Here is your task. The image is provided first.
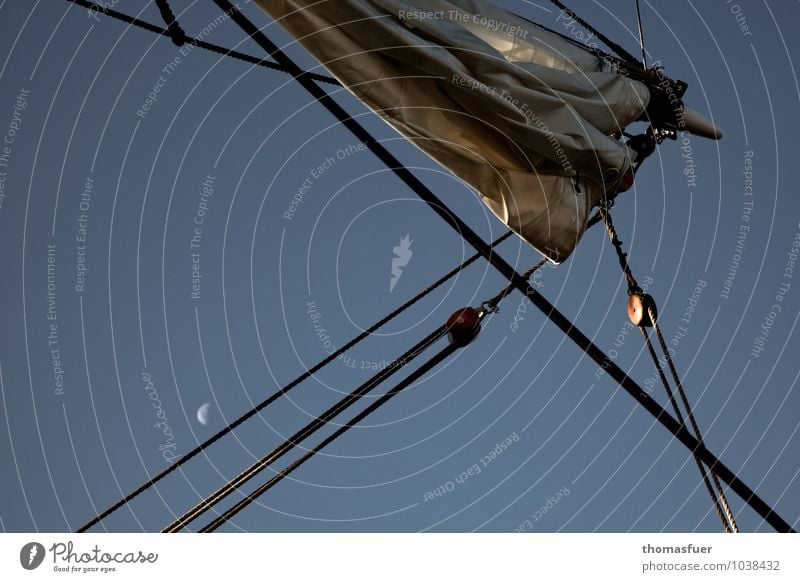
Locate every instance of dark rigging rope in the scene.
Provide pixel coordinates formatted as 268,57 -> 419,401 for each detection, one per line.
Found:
599,204 -> 642,295
483,258 -> 548,314
154,0 -> 187,46
546,0 -> 642,67
634,0 -> 648,68
637,324 -> 732,533
64,0 -> 340,85
647,302 -> 740,532
598,204 -> 739,533
526,1 -> 678,95
77,231 -> 512,532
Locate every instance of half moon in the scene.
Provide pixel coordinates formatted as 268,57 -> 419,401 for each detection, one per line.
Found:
196,402 -> 211,426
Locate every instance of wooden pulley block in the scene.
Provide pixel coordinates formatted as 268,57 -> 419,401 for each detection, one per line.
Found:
627,293 -> 657,327
446,307 -> 482,347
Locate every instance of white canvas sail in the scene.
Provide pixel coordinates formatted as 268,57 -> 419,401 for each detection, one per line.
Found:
256,0 -> 650,261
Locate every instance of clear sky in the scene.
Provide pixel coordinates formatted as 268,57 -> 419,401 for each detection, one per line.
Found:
0,0 -> 798,533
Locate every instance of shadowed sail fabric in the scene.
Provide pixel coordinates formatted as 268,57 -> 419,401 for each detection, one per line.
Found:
256,0 -> 649,261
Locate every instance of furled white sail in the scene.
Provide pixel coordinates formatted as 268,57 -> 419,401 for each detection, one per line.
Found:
255,0 -> 650,261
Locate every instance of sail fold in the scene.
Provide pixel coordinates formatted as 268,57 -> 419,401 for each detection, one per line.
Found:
256,0 -> 649,261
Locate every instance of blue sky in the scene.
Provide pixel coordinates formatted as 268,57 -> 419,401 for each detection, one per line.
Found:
0,0 -> 798,532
